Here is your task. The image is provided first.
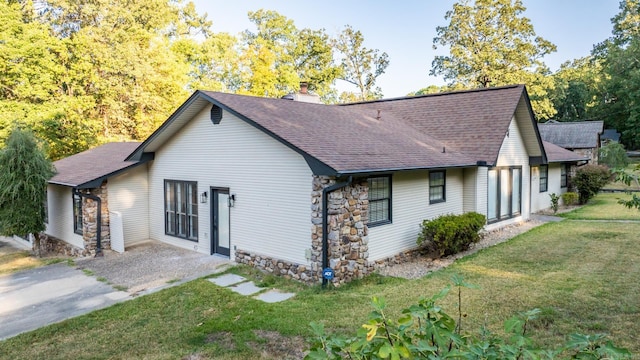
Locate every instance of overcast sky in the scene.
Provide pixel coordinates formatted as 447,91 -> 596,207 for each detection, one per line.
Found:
192,0 -> 621,98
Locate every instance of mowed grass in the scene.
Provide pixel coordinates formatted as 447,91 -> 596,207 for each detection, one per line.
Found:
2,203 -> 640,358
561,192 -> 640,220
2,221 -> 639,359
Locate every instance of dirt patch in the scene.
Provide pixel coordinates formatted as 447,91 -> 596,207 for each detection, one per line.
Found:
205,331 -> 236,350
249,330 -> 307,360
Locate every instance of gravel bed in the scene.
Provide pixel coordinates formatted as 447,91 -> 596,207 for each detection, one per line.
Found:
377,218 -> 549,279
75,240 -> 230,294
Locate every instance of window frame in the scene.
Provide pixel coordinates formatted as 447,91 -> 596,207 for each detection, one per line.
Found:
367,175 -> 392,227
72,191 -> 82,235
487,166 -> 522,224
429,170 -> 446,204
539,165 -> 548,193
560,164 -> 567,188
164,180 -> 198,241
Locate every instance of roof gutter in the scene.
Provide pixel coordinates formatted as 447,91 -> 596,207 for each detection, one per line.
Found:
73,189 -> 103,257
321,176 -> 353,288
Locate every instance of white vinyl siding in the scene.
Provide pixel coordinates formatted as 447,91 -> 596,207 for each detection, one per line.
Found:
531,163 -> 567,213
45,184 -> 84,248
368,169 -> 464,261
108,165 -> 149,246
487,117 -> 531,230
147,105 -> 312,264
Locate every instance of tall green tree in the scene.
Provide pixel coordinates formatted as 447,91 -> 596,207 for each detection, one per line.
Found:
334,25 -> 389,101
593,0 -> 640,149
431,0 -> 557,120
240,10 -> 340,100
0,128 -> 55,256
550,57 -> 605,122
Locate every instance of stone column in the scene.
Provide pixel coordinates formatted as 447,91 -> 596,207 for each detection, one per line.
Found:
311,176 -> 370,286
81,182 -> 110,254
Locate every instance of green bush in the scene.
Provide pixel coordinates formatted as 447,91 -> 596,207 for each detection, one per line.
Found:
417,212 -> 486,256
599,142 -> 629,169
561,192 -> 579,206
306,277 -> 631,359
549,193 -> 560,214
573,165 -> 611,204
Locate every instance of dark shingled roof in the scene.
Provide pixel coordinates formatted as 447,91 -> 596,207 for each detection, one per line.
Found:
543,141 -> 588,163
198,91 -> 478,173
342,85 -> 530,164
538,121 -> 604,149
49,142 -> 143,188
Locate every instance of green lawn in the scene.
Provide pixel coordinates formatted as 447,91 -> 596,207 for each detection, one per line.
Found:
561,192 -> 640,220
1,207 -> 640,358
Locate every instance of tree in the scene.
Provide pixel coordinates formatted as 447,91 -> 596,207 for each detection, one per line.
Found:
239,10 -> 341,100
0,128 -> 55,256
334,25 -> 389,101
595,0 -> 640,150
550,57 -> 605,122
431,0 -> 557,120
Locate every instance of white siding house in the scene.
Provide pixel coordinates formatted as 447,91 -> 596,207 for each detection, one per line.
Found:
146,105 -> 313,263
46,85 -> 582,285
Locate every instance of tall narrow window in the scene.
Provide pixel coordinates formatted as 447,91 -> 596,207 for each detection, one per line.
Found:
368,176 -> 391,226
539,165 -> 548,192
73,191 -> 82,234
165,180 -> 198,241
429,170 -> 446,204
561,164 -> 567,188
44,189 -> 48,224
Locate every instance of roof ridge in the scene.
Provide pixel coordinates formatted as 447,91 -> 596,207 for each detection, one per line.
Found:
340,84 -> 524,106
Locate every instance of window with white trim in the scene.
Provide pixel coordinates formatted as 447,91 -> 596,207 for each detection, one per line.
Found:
164,180 -> 198,241
561,164 -> 567,188
368,176 -> 391,226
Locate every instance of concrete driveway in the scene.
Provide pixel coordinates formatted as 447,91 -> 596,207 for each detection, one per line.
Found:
0,263 -> 130,340
0,238 -> 229,340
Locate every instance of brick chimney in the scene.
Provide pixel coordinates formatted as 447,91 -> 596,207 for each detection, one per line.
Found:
299,82 -> 309,94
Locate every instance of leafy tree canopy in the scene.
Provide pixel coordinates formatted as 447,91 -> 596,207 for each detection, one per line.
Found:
431,0 -> 557,120
334,25 -> 390,101
0,127 -> 55,241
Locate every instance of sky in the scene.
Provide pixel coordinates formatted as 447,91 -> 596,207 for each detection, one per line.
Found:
191,0 -> 621,98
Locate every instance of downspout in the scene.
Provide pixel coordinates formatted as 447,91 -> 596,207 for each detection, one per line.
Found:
321,176 -> 353,288
74,189 -> 103,257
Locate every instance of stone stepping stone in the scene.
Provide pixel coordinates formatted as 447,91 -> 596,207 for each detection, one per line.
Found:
208,274 -> 246,287
229,281 -> 263,296
254,289 -> 295,303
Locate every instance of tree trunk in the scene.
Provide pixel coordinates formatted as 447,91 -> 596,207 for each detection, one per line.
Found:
32,232 -> 42,258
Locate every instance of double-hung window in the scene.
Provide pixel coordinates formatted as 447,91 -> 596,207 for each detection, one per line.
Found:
368,176 -> 391,226
561,164 -> 567,188
165,180 -> 198,241
429,171 -> 446,204
539,165 -> 548,192
73,191 -> 82,234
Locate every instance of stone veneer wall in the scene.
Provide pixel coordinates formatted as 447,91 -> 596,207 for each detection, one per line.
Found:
235,175 -> 430,286
39,233 -> 90,257
79,182 -> 110,254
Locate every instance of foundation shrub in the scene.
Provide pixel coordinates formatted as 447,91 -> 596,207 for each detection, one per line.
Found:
416,212 -> 486,256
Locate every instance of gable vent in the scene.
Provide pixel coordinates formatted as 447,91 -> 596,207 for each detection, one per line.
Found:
210,105 -> 222,124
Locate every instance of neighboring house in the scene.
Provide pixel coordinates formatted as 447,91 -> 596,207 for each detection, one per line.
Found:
45,84 -> 582,285
538,120 -> 604,164
601,128 -> 621,146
